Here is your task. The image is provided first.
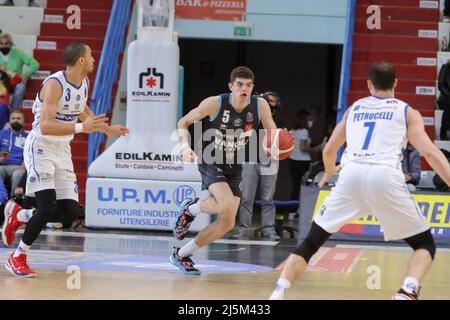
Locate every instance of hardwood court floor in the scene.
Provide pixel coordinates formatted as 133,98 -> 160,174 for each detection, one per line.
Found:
0,229 -> 448,300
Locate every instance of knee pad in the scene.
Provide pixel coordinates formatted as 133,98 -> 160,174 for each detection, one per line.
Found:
404,230 -> 436,260
34,189 -> 58,222
293,222 -> 331,263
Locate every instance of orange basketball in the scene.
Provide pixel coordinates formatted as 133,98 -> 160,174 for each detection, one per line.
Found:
263,129 -> 295,160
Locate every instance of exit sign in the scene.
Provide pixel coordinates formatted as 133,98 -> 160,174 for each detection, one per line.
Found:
234,22 -> 252,37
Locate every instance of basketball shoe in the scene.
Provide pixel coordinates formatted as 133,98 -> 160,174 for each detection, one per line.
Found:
2,200 -> 26,247
5,252 -> 37,278
169,247 -> 201,275
173,198 -> 198,240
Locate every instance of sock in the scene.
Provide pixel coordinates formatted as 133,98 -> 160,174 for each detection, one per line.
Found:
178,239 -> 200,257
402,276 -> 419,294
13,240 -> 30,257
187,201 -> 201,216
269,278 -> 292,300
17,209 -> 34,223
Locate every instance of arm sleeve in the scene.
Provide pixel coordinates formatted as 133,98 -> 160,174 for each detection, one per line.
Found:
19,50 -> 40,78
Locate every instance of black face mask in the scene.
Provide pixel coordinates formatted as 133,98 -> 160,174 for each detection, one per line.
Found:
10,122 -> 22,132
0,47 -> 11,55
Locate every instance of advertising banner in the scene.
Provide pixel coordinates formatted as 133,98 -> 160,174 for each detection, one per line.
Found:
175,0 -> 246,21
313,191 -> 450,237
86,178 -> 209,231
88,40 -> 201,181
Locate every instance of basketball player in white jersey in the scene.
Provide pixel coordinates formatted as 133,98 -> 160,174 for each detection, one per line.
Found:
269,62 -> 450,300
1,42 -> 128,277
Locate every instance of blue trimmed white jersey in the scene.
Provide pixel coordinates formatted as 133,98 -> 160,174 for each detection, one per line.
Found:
341,96 -> 409,169
30,70 -> 89,142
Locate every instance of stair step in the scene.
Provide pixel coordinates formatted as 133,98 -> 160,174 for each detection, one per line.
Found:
46,0 -> 112,10
356,5 -> 439,22
347,91 -> 436,110
73,156 -> 88,172
350,77 -> 436,95
37,36 -> 104,51
357,0 -> 439,8
26,79 -> 94,98
351,62 -> 436,80
33,49 -> 102,65
40,22 -> 107,37
71,140 -> 88,157
78,189 -> 85,205
353,33 -> 437,51
77,173 -> 87,191
353,49 -> 437,65
355,19 -> 438,37
44,8 -> 111,24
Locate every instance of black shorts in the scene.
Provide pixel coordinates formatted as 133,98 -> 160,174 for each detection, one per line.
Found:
198,164 -> 242,198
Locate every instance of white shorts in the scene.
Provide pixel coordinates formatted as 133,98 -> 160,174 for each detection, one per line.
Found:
24,134 -> 79,202
314,162 -> 429,241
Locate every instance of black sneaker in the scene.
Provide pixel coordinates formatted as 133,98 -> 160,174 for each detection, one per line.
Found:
173,198 -> 198,240
169,247 -> 201,275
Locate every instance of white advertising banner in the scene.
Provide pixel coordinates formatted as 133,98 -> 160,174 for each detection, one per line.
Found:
85,178 -> 209,231
88,39 -> 201,181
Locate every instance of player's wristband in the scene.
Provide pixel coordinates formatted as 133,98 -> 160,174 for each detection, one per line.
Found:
75,123 -> 84,134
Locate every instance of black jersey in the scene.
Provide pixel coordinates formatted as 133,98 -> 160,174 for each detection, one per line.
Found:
200,93 -> 260,167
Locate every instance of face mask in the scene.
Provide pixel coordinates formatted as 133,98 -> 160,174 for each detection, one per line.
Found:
308,120 -> 314,129
10,122 -> 22,131
0,47 -> 11,55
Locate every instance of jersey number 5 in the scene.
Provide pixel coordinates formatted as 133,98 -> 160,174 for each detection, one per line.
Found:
222,110 -> 230,123
362,121 -> 376,150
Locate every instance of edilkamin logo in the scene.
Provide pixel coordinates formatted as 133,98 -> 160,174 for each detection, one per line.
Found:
139,68 -> 164,89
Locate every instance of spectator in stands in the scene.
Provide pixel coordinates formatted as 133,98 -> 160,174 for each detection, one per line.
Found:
289,110 -> 324,200
434,149 -> 450,192
232,92 -> 286,241
444,0 -> 450,23
438,60 -> 450,140
0,33 -> 39,110
0,67 -> 22,129
402,144 -> 421,192
0,111 -> 27,196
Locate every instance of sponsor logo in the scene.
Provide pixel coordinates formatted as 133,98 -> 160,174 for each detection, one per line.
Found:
76,94 -> 81,101
244,123 -> 253,132
246,112 -> 253,122
139,68 -> 164,89
37,148 -> 44,155
115,152 -> 182,162
56,113 -> 80,122
29,177 -> 36,183
173,185 -> 196,206
233,117 -> 243,127
132,67 -> 171,99
98,187 -> 171,204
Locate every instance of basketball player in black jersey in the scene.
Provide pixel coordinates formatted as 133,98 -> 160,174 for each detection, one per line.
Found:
170,66 -> 279,274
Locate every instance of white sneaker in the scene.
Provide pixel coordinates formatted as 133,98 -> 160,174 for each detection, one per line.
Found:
269,289 -> 286,300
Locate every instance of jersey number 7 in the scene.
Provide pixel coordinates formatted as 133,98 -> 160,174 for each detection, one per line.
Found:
362,121 -> 376,150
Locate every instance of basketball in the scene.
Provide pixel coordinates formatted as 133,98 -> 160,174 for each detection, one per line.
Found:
263,129 -> 295,160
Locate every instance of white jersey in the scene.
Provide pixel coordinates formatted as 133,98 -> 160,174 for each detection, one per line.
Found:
341,96 -> 409,169
31,70 -> 88,142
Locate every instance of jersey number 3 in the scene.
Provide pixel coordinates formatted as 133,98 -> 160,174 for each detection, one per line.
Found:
362,121 -> 376,150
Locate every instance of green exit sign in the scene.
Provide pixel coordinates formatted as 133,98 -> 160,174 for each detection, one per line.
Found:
234,22 -> 252,37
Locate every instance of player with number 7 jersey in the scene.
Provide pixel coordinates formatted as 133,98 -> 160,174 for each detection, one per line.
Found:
270,62 -> 450,300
